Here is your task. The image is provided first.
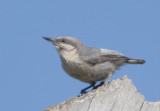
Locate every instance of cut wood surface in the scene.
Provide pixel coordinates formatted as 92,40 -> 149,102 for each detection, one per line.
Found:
44,76 -> 160,111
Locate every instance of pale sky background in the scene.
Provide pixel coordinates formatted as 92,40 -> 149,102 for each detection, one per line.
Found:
0,0 -> 160,111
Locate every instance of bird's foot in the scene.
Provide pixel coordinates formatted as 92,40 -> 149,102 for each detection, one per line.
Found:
78,90 -> 87,97
78,82 -> 96,96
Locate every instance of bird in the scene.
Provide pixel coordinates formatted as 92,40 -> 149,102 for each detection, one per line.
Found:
43,36 -> 145,95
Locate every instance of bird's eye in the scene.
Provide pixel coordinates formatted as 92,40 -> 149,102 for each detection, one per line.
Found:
61,39 -> 66,43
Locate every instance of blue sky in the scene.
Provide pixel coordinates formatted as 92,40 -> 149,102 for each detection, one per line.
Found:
0,0 -> 160,111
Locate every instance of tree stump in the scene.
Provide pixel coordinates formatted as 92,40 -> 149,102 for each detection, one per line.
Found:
44,76 -> 160,111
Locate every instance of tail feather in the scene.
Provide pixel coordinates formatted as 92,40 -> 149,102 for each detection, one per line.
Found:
126,59 -> 145,64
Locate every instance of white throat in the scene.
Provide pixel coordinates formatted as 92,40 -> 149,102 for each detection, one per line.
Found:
59,49 -> 79,63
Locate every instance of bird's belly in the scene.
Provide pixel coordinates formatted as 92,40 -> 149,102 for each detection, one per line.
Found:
62,61 -> 116,83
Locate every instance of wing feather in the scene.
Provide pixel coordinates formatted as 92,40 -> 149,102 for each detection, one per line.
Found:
79,47 -> 127,66
83,55 -> 128,66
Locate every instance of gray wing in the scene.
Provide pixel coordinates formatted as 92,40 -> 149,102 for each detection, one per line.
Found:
84,54 -> 129,66
79,47 -> 128,66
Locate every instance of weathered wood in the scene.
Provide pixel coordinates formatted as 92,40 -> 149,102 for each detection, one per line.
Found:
44,76 -> 160,111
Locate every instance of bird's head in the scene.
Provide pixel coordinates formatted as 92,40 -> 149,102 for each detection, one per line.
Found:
43,37 -> 84,55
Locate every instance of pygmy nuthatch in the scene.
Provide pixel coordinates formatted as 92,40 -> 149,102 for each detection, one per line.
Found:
43,37 -> 145,95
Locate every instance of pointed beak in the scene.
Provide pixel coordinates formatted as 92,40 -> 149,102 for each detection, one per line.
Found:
42,37 -> 57,45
